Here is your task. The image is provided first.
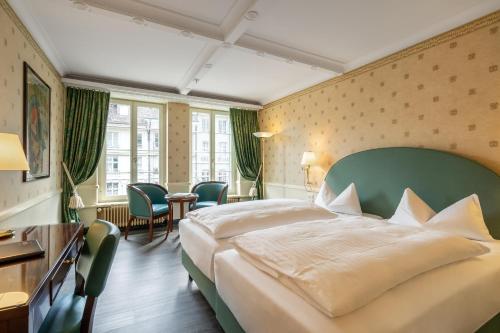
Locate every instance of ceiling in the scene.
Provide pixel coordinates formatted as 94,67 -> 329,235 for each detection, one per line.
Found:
8,0 -> 500,105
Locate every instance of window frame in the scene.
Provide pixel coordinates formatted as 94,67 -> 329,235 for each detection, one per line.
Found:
98,98 -> 166,202
189,108 -> 237,194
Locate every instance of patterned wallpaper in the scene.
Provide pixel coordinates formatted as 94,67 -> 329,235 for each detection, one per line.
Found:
167,102 -> 190,184
259,11 -> 500,188
0,1 -> 64,215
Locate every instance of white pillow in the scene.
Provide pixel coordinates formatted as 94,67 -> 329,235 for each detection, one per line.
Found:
425,194 -> 493,241
389,188 -> 436,226
315,181 -> 336,209
326,183 -> 362,216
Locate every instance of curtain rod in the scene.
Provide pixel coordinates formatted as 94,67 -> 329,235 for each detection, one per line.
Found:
61,78 -> 262,111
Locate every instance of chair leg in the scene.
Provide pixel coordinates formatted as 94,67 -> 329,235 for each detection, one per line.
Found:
165,217 -> 170,239
81,296 -> 98,333
148,217 -> 153,242
125,216 -> 133,240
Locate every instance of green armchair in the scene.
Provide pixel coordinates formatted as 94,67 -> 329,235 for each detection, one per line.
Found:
39,219 -> 120,333
191,181 -> 228,210
126,183 -> 169,242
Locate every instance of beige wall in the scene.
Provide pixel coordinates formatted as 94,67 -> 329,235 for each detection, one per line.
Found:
167,102 -> 190,192
0,1 -> 64,227
259,11 -> 500,195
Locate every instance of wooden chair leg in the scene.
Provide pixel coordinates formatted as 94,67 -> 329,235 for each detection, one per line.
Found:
125,216 -> 133,240
80,295 -> 97,333
165,216 -> 170,239
148,217 -> 154,242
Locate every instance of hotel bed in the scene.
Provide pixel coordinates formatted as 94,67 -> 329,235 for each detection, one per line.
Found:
179,197 -> 341,280
181,147 -> 500,332
215,242 -> 500,333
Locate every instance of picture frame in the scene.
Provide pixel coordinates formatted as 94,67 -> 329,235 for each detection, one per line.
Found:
23,62 -> 51,182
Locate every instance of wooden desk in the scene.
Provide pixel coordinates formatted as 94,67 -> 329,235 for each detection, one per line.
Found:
0,223 -> 83,333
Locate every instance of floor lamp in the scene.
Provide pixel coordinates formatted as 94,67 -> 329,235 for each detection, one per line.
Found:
252,131 -> 274,199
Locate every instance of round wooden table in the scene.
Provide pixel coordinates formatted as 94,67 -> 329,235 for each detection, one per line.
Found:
165,193 -> 199,238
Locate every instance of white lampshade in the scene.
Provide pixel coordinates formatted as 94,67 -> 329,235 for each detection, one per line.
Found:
0,133 -> 29,171
300,151 -> 316,166
253,131 -> 274,138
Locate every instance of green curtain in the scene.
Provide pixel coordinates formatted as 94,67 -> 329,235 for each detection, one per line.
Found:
63,87 -> 110,223
229,108 -> 262,199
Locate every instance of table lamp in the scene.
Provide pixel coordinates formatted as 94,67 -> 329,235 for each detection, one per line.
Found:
301,151 -> 316,191
0,133 -> 29,171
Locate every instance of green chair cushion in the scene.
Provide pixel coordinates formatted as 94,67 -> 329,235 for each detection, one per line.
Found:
38,294 -> 86,333
195,201 -> 218,209
152,204 -> 168,216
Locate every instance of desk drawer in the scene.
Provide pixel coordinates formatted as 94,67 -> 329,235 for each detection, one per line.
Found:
49,242 -> 78,305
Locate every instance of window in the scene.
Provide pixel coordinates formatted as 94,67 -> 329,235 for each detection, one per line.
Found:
202,141 -> 209,152
107,132 -> 119,148
137,133 -> 143,148
154,132 -> 159,149
106,156 -> 118,172
100,100 -> 165,200
106,182 -> 119,196
191,109 -> 235,192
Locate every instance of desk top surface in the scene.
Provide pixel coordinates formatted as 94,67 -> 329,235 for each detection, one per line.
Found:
0,224 -> 82,304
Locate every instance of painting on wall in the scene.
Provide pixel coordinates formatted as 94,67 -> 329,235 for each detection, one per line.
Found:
23,62 -> 51,182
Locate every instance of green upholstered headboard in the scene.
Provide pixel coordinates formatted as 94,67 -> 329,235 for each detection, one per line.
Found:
324,147 -> 500,239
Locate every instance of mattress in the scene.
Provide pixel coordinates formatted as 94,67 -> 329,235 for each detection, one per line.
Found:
179,219 -> 230,281
214,242 -> 500,333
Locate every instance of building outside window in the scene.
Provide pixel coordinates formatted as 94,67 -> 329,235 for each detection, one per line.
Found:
107,132 -> 119,148
191,109 -> 236,192
100,100 -> 165,200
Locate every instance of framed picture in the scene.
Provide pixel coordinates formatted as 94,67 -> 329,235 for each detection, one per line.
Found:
23,62 -> 51,182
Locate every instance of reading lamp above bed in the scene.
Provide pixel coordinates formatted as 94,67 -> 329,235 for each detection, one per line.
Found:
324,147 -> 500,239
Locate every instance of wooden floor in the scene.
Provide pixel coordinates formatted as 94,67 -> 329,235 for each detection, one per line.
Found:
63,227 -> 224,333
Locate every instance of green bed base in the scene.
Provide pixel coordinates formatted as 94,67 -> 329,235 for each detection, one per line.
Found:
182,147 -> 500,332
181,250 -> 244,333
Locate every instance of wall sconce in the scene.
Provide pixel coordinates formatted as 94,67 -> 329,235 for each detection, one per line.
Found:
301,151 -> 316,191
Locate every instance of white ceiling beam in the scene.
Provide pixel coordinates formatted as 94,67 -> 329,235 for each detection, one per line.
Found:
178,0 -> 260,95
236,34 -> 345,73
85,0 -> 222,41
220,0 -> 259,43
177,43 -> 221,95
82,0 -> 345,73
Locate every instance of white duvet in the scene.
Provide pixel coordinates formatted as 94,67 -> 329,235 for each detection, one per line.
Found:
186,199 -> 336,239
231,216 -> 489,318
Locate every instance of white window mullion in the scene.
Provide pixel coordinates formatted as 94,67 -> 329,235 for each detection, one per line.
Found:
130,102 -> 138,183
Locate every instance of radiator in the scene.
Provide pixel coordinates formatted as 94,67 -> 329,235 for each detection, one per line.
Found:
96,204 -> 166,229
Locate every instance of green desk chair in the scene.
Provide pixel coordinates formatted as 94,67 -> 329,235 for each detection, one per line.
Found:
191,181 -> 228,210
126,183 -> 169,242
39,219 -> 120,333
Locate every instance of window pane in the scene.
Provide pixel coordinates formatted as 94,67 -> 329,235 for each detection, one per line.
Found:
192,112 -> 211,185
214,114 -> 232,188
137,105 -> 160,184
105,103 -> 131,196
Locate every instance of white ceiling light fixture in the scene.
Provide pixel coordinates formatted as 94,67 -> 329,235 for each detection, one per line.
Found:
244,10 -> 259,21
180,30 -> 193,38
71,1 -> 88,10
132,17 -> 147,26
